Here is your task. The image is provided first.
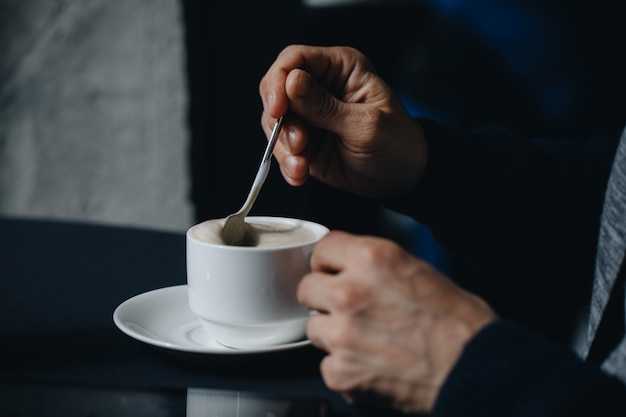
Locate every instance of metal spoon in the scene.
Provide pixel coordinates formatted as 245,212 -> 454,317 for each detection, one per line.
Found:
221,116 -> 284,246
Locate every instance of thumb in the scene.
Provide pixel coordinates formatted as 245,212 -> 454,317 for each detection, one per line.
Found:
285,69 -> 349,132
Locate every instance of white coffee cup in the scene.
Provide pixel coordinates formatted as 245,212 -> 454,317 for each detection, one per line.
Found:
186,216 -> 329,349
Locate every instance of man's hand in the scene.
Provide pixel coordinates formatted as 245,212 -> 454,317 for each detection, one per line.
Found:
298,231 -> 497,413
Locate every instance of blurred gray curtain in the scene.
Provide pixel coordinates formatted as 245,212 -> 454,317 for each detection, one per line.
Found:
0,0 -> 192,232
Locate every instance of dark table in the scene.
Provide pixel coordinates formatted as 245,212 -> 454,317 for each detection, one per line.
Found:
0,217 -> 387,416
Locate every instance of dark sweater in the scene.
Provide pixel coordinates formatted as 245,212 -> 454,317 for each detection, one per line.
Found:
385,119 -> 626,416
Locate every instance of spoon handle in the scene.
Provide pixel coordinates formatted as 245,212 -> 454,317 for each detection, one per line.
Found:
240,116 -> 284,215
262,116 -> 284,163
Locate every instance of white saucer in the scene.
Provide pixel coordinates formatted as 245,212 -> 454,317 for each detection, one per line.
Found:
113,285 -> 311,355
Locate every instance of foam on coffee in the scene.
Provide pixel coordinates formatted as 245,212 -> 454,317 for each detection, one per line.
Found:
190,217 -> 322,247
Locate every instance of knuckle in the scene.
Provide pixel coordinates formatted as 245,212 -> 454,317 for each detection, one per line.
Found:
348,237 -> 401,267
329,282 -> 365,311
325,316 -> 357,349
321,354 -> 356,392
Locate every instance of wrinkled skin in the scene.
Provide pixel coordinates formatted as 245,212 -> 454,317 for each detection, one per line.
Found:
259,45 -> 497,414
259,45 -> 427,199
298,231 -> 496,414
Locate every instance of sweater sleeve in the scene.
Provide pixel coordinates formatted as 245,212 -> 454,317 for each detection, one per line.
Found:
433,320 -> 626,417
382,120 -> 626,416
385,117 -> 616,259
383,118 -> 618,343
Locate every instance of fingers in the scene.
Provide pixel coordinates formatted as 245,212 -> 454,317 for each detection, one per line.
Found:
260,45 -> 359,154
297,270 -> 337,314
259,45 -> 341,116
297,232 -> 358,315
259,45 -> 325,119
264,115 -> 311,186
277,152 -> 309,186
309,230 -> 365,274
305,313 -> 333,352
297,231 -> 371,314
259,48 -> 298,119
262,67 -> 345,186
284,69 -> 347,133
259,51 -> 319,186
298,231 -> 347,312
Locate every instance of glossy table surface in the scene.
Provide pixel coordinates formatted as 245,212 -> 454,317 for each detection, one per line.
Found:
0,217 -> 391,416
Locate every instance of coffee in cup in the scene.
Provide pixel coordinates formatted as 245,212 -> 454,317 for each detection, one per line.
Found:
186,216 -> 329,348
